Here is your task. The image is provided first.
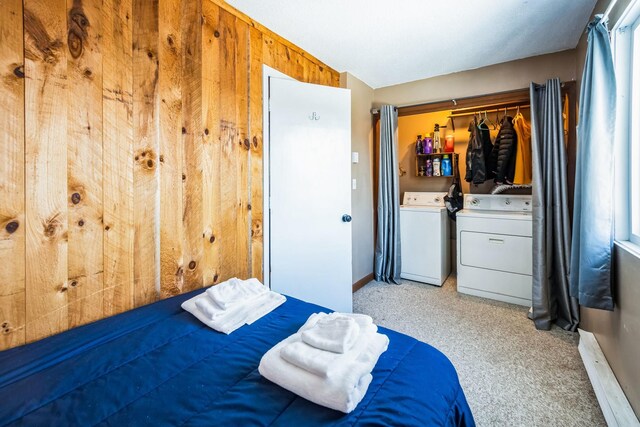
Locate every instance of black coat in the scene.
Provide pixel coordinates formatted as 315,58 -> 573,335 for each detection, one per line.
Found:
489,116 -> 518,184
465,118 -> 493,185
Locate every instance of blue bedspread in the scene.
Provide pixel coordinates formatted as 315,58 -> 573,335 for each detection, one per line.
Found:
0,290 -> 474,426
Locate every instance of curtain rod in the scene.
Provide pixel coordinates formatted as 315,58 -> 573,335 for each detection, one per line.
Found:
603,0 -> 619,22
370,107 -> 397,115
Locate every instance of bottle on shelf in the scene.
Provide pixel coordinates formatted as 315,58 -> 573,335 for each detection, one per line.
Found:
415,134 -> 423,155
433,156 -> 441,176
444,134 -> 455,153
441,154 -> 452,176
426,159 -> 433,177
433,124 -> 441,153
424,137 -> 433,154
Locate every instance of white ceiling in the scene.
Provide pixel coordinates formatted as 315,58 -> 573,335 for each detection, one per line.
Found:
226,0 -> 597,89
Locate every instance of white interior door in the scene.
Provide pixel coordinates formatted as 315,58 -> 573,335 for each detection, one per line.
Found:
269,77 -> 352,313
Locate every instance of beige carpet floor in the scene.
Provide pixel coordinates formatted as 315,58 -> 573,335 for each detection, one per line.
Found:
353,276 -> 605,427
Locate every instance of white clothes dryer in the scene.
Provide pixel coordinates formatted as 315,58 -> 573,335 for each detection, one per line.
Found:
456,194 -> 533,306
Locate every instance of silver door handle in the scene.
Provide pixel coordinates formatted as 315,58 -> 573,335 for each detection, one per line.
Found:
488,238 -> 504,244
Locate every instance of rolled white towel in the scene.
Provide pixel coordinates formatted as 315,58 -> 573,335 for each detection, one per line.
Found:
300,315 -> 361,354
258,314 -> 389,413
206,277 -> 268,310
182,290 -> 285,334
280,323 -> 380,378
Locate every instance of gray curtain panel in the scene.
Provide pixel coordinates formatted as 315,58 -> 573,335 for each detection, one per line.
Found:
530,79 -> 579,331
570,16 -> 616,311
374,105 -> 401,284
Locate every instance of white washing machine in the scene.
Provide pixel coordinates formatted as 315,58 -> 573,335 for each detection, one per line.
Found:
400,192 -> 450,286
456,194 -> 533,306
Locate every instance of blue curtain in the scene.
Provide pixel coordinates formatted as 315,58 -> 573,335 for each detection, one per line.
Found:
374,105 -> 401,284
570,16 -> 616,310
530,79 -> 579,331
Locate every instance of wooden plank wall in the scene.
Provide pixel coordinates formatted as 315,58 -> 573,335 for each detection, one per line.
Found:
0,0 -> 339,350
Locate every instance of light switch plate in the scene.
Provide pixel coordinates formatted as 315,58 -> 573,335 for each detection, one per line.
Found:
351,152 -> 359,163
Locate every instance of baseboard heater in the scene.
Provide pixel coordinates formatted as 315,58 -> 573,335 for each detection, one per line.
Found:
578,329 -> 639,426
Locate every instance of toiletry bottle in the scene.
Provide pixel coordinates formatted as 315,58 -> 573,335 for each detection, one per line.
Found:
416,134 -> 423,155
426,159 -> 433,177
444,134 -> 455,153
424,137 -> 433,154
433,156 -> 441,176
433,124 -> 441,153
441,154 -> 452,176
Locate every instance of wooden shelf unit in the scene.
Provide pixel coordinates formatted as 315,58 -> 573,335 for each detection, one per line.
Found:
415,152 -> 458,177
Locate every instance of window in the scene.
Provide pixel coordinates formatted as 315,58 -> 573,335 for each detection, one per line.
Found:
613,0 -> 640,246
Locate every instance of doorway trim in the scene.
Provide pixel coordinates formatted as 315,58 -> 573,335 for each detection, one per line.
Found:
262,65 -> 296,289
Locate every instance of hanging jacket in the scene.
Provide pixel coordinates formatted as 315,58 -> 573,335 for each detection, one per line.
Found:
479,121 -> 494,180
445,154 -> 463,220
464,118 -> 493,184
489,116 -> 518,184
512,113 -> 532,185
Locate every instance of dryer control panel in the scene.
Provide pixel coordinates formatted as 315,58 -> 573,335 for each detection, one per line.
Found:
463,194 -> 532,212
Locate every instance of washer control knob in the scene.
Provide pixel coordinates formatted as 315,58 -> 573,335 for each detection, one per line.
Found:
471,198 -> 479,206
505,199 -> 511,205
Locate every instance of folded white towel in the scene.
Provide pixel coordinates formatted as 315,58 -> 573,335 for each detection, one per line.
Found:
205,277 -> 268,310
182,290 -> 285,334
259,314 -> 389,413
300,314 -> 361,354
281,323 -> 380,378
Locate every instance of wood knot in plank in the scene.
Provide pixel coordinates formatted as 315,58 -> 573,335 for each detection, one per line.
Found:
70,280 -> 78,288
243,138 -> 251,150
204,128 -> 209,135
24,9 -> 64,64
83,68 -> 93,79
5,221 -> 19,234
13,65 -> 24,78
43,213 -> 63,238
78,219 -> 84,227
135,149 -> 157,171
188,260 -> 196,270
67,5 -> 90,59
252,136 -> 259,148
252,219 -> 262,237
71,192 -> 81,204
182,127 -> 187,135
214,30 -> 220,38
209,235 -> 215,243
213,273 -> 219,283
104,225 -> 110,231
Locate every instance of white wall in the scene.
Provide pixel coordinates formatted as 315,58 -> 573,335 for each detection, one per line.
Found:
341,72 -> 375,284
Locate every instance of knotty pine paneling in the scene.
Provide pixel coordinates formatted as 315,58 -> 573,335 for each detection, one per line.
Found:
0,0 -> 339,350
0,0 -> 26,348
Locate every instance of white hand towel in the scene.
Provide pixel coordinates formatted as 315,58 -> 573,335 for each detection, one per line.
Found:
280,323 -> 381,378
300,315 -> 361,354
182,290 -> 285,334
205,277 -> 268,310
258,314 -> 389,413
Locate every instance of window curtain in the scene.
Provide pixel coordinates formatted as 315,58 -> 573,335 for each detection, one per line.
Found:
570,16 -> 616,311
374,105 -> 401,284
530,79 -> 579,331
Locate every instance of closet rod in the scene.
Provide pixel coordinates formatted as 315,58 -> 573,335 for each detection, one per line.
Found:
448,104 -> 530,119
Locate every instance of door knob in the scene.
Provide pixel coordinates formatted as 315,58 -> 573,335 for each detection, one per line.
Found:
342,214 -> 352,223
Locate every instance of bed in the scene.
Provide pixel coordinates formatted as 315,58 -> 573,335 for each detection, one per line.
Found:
0,289 -> 474,426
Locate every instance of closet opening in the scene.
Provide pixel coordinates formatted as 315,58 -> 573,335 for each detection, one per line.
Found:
371,82 -> 578,229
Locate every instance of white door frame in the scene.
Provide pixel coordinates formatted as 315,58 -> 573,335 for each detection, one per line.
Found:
262,65 -> 296,289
